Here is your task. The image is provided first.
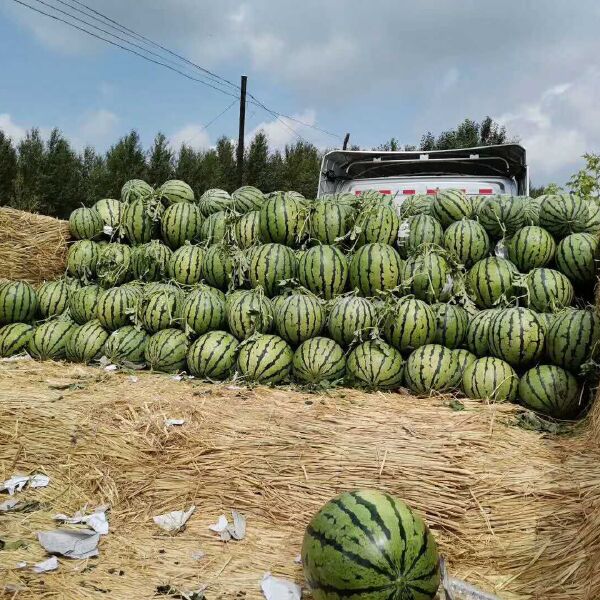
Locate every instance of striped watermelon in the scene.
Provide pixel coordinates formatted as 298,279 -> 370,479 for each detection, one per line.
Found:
137,288 -> 183,333
96,286 -> 138,331
231,186 -> 264,213
353,204 -> 400,247
69,285 -> 101,324
349,243 -> 403,297
131,240 -> 172,282
507,226 -> 556,271
399,194 -> 433,217
121,179 -> 153,203
259,192 -> 308,246
443,219 -> 490,267
401,249 -> 452,303
200,210 -> 228,245
122,196 -> 163,245
310,200 -> 354,245
181,286 -> 226,335
198,188 -> 232,216
477,195 -> 525,238
161,201 -> 203,249
69,207 -> 104,240
157,179 -> 194,204
168,244 -> 204,285
431,303 -> 468,349
37,280 -> 70,318
187,330 -> 238,379
302,489 -> 440,600
203,244 -> 236,291
575,200 -> 600,234
0,322 -> 34,357
522,196 -> 541,226
227,289 -> 273,340
327,296 -> 377,347
468,195 -> 487,216
383,297 -> 436,354
97,243 -> 132,289
466,257 -> 518,308
346,340 -> 404,390
329,192 -> 358,209
357,190 -> 393,205
431,189 -> 472,227
292,337 -> 346,385
398,215 -> 443,259
248,243 -> 297,297
464,309 -> 499,356
519,365 -> 581,418
404,344 -> 461,394
555,232 -> 598,285
233,210 -> 260,249
28,319 -> 76,360
93,198 -> 123,237
539,194 -> 587,237
462,357 -> 518,402
298,245 -> 348,300
454,348 -> 477,375
237,333 -> 293,383
273,292 -> 325,345
66,240 -> 100,280
487,308 -> 545,367
0,281 -> 37,325
65,319 -> 109,363
546,309 -> 600,372
535,312 -> 556,335
103,325 -> 148,366
526,268 -> 574,312
145,328 -> 189,373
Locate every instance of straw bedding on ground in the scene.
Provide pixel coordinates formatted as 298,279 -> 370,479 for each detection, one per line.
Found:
1,359 -> 599,599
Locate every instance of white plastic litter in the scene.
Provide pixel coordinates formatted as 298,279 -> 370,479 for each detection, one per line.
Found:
294,554 -> 302,564
209,510 -> 246,541
0,499 -> 19,512
104,364 -> 118,372
260,573 -> 301,600
54,507 -> 109,535
15,562 -> 27,569
32,556 -> 59,573
171,374 -> 183,382
1,474 -> 49,495
495,239 -> 508,259
103,225 -> 114,236
37,529 -> 99,559
165,418 -> 185,427
153,506 -> 195,533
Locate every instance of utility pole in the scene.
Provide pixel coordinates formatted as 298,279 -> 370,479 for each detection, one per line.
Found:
343,133 -> 350,150
237,75 -> 248,186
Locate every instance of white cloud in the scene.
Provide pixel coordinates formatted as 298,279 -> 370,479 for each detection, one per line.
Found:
0,114 -> 26,143
78,110 -> 119,144
170,124 -> 211,151
247,109 -> 325,150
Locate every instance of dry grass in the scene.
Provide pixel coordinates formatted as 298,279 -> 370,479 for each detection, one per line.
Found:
1,360 -> 599,599
0,208 -> 70,284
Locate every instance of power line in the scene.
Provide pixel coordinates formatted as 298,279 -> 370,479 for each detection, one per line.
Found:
184,99 -> 238,147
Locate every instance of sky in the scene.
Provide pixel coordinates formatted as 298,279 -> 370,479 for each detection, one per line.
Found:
2,0 -> 600,186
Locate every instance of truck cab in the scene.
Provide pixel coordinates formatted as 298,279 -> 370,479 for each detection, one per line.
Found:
317,144 -> 528,204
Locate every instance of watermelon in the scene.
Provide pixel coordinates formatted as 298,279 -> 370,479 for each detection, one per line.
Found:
199,210 -> 228,245
248,243 -> 297,297
399,194 -> 433,217
161,201 -> 203,249
476,195 -> 526,238
298,245 -> 348,300
526,268 -> 574,312
145,328 -> 189,373
292,337 -> 346,385
203,244 -> 236,291
310,200 -> 354,245
575,200 -> 600,234
404,344 -> 461,394
353,204 -> 400,247
466,257 -> 518,308
137,288 -> 183,333
69,207 -> 104,240
431,189 -> 472,227
302,489 -> 440,600
96,286 -> 138,331
507,226 -> 556,272
181,286 -> 226,335
454,348 -> 477,375
521,196 -> 541,226
539,194 -> 587,237
346,340 -> 404,390
464,309 -> 499,356
237,333 -> 293,383
231,186 -> 264,213
168,244 -> 205,285
519,365 -> 581,418
37,280 -> 69,318
103,325 -> 148,366
131,240 -> 172,282
0,281 -> 37,325
97,243 -> 132,288
233,210 -> 260,249
349,243 -> 403,297
546,309 -> 600,372
227,289 -> 273,340
66,240 -> 100,280
65,319 -> 109,363
93,198 -> 123,237
157,179 -> 194,204
431,303 -> 468,349
383,297 -> 436,354
0,322 -> 34,357
401,250 -> 452,303
259,192 -> 308,246
555,233 -> 598,285
398,215 -> 444,259
198,188 -> 232,216
187,330 -> 238,379
122,196 -> 163,245
273,292 -> 325,345
535,312 -> 556,335
327,296 -> 377,347
28,319 -> 76,360
121,179 -> 153,203
69,285 -> 101,324
462,357 -> 519,402
443,219 -> 490,267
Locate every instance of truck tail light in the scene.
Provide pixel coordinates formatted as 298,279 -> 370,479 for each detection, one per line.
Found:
479,188 -> 493,195
379,190 -> 391,195
427,189 -> 437,195
402,189 -> 416,195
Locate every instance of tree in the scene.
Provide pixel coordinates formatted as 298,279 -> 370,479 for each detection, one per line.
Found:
14,129 -> 46,212
568,153 -> 600,200
175,144 -> 201,197
376,137 -> 401,152
0,132 -> 17,206
245,131 -> 270,190
282,141 -> 321,198
80,146 -> 109,204
105,130 -> 147,198
214,137 -> 237,190
147,132 -> 174,186
197,149 -> 221,193
419,116 -> 511,150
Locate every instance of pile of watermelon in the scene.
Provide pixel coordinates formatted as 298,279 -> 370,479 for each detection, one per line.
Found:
1,180 -> 599,420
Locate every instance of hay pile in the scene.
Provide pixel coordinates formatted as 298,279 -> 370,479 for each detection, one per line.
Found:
1,360 -> 599,599
0,208 -> 70,284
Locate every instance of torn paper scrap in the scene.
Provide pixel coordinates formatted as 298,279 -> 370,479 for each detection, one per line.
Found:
0,499 -> 19,512
209,511 -> 246,541
165,418 -> 185,426
153,506 -> 195,533
15,561 -> 27,569
261,573 -> 301,600
32,556 -> 59,573
209,514 -> 228,534
1,474 -> 50,495
29,475 -> 50,489
37,529 -> 100,559
54,508 -> 109,535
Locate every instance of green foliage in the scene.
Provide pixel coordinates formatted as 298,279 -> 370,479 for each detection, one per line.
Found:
419,116 -> 511,150
0,132 -> 17,205
146,132 -> 174,186
568,153 -> 600,200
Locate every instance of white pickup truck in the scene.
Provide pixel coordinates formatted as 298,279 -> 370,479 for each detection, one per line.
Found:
317,144 -> 528,203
